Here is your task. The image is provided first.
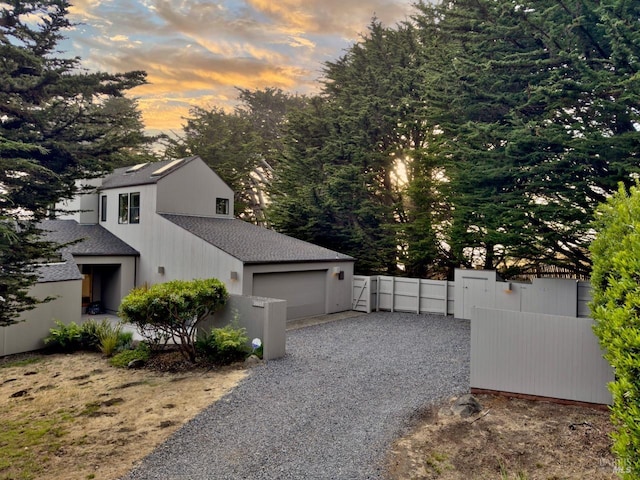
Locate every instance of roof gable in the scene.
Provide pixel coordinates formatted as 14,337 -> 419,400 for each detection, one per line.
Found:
160,214 -> 354,264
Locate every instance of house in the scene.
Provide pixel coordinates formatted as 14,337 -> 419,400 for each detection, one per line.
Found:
0,156 -> 354,356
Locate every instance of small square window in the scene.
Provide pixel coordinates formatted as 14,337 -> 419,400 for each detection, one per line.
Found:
216,198 -> 229,215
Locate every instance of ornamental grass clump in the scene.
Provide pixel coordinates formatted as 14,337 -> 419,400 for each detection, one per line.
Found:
118,278 -> 228,363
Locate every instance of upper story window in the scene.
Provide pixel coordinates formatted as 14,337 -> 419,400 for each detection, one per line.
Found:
118,192 -> 140,224
100,195 -> 107,222
216,198 -> 229,215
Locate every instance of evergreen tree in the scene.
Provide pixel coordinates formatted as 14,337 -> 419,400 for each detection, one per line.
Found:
0,0 -> 148,325
165,106 -> 262,221
270,96 -> 399,274
271,21 -> 443,275
413,0 -> 640,277
166,88 -> 306,225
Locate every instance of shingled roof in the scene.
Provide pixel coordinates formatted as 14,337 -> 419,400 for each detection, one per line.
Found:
36,250 -> 83,283
38,220 -> 139,256
161,214 -> 354,265
100,156 -> 198,190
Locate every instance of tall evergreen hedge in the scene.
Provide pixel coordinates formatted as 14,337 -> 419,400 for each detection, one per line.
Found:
591,183 -> 640,478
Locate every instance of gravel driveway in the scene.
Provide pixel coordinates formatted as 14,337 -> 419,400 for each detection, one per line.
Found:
124,312 -> 470,480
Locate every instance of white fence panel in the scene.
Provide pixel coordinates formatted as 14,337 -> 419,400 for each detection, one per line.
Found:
455,269 -> 594,320
420,280 -> 450,315
471,307 -> 613,405
352,275 -> 374,313
377,276 -> 395,311
353,275 -> 453,316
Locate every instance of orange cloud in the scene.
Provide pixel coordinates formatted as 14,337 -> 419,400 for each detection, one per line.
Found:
65,0 -> 413,134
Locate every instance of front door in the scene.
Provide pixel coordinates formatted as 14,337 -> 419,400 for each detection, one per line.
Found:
81,268 -> 92,308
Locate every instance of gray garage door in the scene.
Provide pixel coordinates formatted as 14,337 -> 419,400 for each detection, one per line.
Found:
252,270 -> 327,320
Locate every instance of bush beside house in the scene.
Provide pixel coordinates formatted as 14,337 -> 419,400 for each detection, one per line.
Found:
118,278 -> 228,363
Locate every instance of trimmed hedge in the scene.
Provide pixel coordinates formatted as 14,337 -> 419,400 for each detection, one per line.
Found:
118,278 -> 228,363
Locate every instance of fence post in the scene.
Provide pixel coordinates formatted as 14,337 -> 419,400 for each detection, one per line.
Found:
443,280 -> 448,316
376,276 -> 380,312
391,276 -> 395,312
416,278 -> 421,314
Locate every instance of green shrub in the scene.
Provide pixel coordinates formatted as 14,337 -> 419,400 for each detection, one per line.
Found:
196,324 -> 250,365
44,319 -> 128,355
590,182 -> 640,478
110,343 -> 151,368
117,331 -> 134,351
44,321 -> 82,352
119,278 -> 228,363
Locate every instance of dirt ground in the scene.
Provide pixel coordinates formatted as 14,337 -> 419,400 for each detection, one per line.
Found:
0,351 -> 246,480
387,393 -> 618,480
2,353 -> 620,480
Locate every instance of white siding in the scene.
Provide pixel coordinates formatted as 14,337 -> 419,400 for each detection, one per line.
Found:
100,183 -> 243,294
139,216 -> 244,294
156,158 -> 234,218
99,183 -> 156,237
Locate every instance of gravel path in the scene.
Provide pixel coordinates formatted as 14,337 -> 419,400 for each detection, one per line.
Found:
124,312 -> 470,480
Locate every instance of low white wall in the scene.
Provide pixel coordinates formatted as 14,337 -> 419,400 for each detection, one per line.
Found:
203,294 -> 286,361
471,307 -> 613,405
0,280 -> 82,356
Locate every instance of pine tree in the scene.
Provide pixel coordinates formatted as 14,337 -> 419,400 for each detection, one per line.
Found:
413,0 -> 640,277
271,21 -> 443,275
0,0 -> 148,325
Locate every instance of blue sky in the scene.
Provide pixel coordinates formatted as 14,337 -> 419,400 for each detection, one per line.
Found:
63,0 -> 416,134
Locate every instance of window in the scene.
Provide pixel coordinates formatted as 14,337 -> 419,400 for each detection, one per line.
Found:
216,198 -> 229,215
100,195 -> 107,222
118,192 -> 140,224
118,194 -> 128,224
129,192 -> 140,223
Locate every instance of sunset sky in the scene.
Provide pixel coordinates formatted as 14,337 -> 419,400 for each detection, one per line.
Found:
63,0 -> 417,135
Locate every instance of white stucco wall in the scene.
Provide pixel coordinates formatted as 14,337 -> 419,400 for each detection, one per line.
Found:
0,280 -> 82,356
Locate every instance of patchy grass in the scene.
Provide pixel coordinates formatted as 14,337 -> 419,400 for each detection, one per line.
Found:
0,356 -> 44,370
0,352 -> 246,480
